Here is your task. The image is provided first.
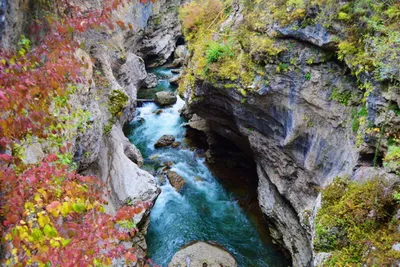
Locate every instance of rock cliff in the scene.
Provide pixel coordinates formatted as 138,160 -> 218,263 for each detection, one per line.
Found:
180,0 -> 400,266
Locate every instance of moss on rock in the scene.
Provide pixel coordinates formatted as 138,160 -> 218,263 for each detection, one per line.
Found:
315,177 -> 400,266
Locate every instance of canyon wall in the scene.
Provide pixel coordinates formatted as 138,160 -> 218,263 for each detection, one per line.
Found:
181,1 -> 400,266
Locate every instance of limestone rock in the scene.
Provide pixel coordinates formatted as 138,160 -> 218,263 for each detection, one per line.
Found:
143,73 -> 158,89
22,143 -> 44,165
136,0 -> 184,67
273,23 -> 338,49
168,241 -> 237,267
155,91 -> 177,106
174,45 -> 188,60
123,142 -> 144,167
169,75 -> 181,85
166,171 -> 186,191
86,126 -> 160,212
154,135 -> 176,148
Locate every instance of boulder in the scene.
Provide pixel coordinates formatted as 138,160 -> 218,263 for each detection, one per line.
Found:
174,45 -> 188,60
168,241 -> 237,267
154,135 -> 175,148
22,142 -> 44,165
143,73 -> 158,89
168,58 -> 184,68
153,109 -> 163,115
171,142 -> 181,148
169,75 -> 181,85
166,171 -> 186,191
155,91 -> 177,106
171,69 -> 181,74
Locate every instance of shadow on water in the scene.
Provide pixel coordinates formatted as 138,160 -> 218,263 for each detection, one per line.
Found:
124,67 -> 291,267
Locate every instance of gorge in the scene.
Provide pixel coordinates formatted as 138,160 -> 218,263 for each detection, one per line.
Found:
0,0 -> 399,267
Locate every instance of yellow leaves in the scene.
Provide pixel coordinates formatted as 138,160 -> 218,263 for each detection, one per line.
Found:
24,201 -> 35,211
61,201 -> 71,216
37,213 -> 50,228
46,201 -> 61,217
34,193 -> 42,203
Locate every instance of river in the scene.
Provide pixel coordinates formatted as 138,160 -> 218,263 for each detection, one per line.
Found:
124,67 -> 289,267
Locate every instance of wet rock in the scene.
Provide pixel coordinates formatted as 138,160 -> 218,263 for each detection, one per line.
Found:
168,241 -> 237,267
162,161 -> 174,169
171,69 -> 181,74
171,142 -> 181,148
155,91 -> 177,106
166,171 -> 186,191
153,109 -> 163,115
143,73 -> 158,88
154,135 -> 175,148
169,75 -> 181,85
179,104 -> 193,120
195,176 -> 205,182
157,174 -> 166,185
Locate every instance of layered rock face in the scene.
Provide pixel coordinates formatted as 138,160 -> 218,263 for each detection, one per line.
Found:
181,1 -> 400,266
135,0 -> 184,67
188,51 -> 358,266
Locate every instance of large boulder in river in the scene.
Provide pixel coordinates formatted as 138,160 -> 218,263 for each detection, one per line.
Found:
169,74 -> 181,86
166,171 -> 186,192
155,91 -> 177,106
154,135 -> 176,148
168,241 -> 237,267
143,73 -> 158,89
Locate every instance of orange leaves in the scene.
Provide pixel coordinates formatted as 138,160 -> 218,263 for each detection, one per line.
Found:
116,20 -> 127,31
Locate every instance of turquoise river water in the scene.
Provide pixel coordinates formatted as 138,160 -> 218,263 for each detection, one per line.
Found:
124,67 -> 290,267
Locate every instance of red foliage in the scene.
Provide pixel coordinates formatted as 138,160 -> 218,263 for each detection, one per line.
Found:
0,0 -> 157,265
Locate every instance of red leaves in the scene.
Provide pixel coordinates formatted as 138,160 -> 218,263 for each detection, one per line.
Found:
45,154 -> 58,162
0,154 -> 13,163
0,0 -> 159,265
115,205 -> 145,221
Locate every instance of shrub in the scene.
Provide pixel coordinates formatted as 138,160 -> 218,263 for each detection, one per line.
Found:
315,177 -> 400,266
179,0 -> 224,36
205,41 -> 234,65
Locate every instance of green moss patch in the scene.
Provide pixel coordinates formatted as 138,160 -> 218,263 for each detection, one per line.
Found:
315,177 -> 400,266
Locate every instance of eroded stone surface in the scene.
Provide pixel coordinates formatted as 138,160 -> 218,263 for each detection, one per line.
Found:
168,241 -> 237,267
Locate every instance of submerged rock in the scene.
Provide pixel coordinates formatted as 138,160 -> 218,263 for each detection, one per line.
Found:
155,91 -> 177,106
168,241 -> 237,267
153,109 -> 163,115
166,171 -> 186,191
154,135 -> 176,148
171,142 -> 181,148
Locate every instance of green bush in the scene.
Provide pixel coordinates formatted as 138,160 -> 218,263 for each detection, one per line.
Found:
315,177 -> 400,266
205,41 -> 234,65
